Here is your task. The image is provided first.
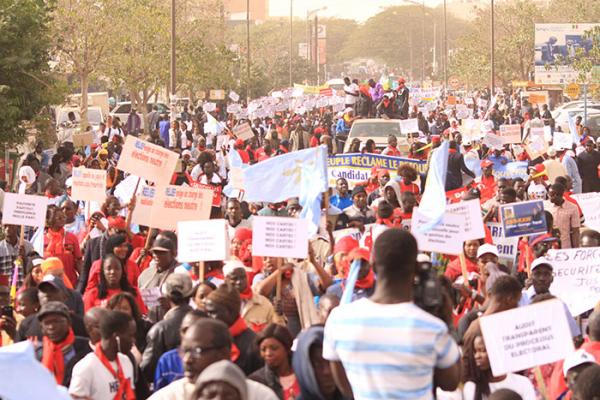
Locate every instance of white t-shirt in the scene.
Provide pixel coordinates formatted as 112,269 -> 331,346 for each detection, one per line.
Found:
323,299 -> 460,400
463,373 -> 536,400
527,183 -> 547,200
344,83 -> 359,105
69,352 -> 135,400
148,377 -> 278,400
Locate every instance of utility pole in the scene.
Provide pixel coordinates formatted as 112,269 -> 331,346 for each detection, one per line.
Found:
443,0 -> 448,89
490,0 -> 495,97
289,0 -> 293,87
315,14 -> 319,85
421,0 -> 426,83
246,0 -> 251,101
170,0 -> 176,122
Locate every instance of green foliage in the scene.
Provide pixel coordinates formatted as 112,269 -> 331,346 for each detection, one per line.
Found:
0,0 -> 63,145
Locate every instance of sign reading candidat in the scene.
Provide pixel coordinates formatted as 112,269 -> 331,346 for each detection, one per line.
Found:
572,193 -> 600,232
131,185 -> 155,228
487,223 -> 519,266
253,216 -> 308,259
399,118 -> 419,134
177,220 -> 229,263
499,124 -> 522,144
500,200 -> 547,238
546,247 -> 600,316
149,185 -> 212,230
71,167 -> 107,203
2,192 -> 48,227
117,136 -> 179,187
411,199 -> 486,255
480,299 -> 574,376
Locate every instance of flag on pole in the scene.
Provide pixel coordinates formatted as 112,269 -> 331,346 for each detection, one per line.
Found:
340,259 -> 361,305
417,140 -> 450,233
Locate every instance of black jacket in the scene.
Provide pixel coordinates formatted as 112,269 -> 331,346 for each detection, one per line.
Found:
140,304 -> 192,382
35,336 -> 91,387
233,328 -> 263,376
249,365 -> 284,399
446,151 -> 475,191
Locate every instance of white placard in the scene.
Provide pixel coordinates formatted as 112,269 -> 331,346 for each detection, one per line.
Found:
233,123 -> 254,141
399,118 -> 419,133
131,185 -> 156,228
229,91 -> 240,102
499,124 -> 522,144
483,133 -> 504,149
177,220 -> 229,263
117,136 -> 179,186
71,167 -> 107,203
547,247 -> 600,316
227,103 -> 242,114
411,199 -> 485,255
252,216 -> 308,258
553,131 -> 573,150
2,192 -> 48,228
204,102 -> 216,112
573,193 -> 600,232
487,223 -> 519,265
480,299 -> 574,376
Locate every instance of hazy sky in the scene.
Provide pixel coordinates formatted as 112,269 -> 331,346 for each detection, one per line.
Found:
269,0 -> 441,22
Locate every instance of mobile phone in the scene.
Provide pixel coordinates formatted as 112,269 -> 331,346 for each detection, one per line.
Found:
1,305 -> 13,318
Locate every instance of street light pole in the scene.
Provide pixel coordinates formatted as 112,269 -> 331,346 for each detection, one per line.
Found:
246,0 -> 251,101
490,0 -> 495,97
170,0 -> 176,122
443,0 -> 448,89
289,0 -> 293,87
421,0 -> 426,83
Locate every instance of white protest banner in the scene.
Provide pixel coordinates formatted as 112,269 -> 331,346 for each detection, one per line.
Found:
499,124 -> 522,144
526,128 -> 548,159
480,299 -> 574,376
117,136 -> 179,186
253,216 -> 308,259
204,102 -> 216,112
399,118 -> 419,133
131,185 -> 156,227
487,223 -> 519,266
483,133 -> 504,150
456,104 -> 471,120
71,167 -> 107,203
2,193 -> 47,227
572,193 -> 600,232
546,247 -> 600,316
228,91 -> 240,102
177,220 -> 229,263
149,185 -> 212,230
411,199 -> 485,255
233,123 -> 254,141
553,131 -> 573,150
226,103 -> 242,114
461,119 -> 482,141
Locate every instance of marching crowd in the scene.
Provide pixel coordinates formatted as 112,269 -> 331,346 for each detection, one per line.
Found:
2,76 -> 600,400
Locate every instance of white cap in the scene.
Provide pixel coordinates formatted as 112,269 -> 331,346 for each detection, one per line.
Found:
476,243 -> 499,259
563,349 -> 597,377
19,166 -> 36,185
530,257 -> 553,272
547,146 -> 557,157
182,150 -> 192,158
417,254 -> 431,263
65,177 -> 73,188
222,260 -> 246,277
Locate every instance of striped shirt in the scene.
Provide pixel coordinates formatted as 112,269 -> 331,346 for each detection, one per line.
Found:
323,299 -> 459,400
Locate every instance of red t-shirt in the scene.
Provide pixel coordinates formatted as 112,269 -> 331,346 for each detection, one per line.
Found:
87,258 -> 141,290
444,256 -> 479,282
44,231 -> 82,286
83,287 -> 147,314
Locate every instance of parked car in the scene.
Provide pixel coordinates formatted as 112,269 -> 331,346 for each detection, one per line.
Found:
343,119 -> 410,154
554,107 -> 600,133
55,106 -> 104,143
110,101 -> 170,129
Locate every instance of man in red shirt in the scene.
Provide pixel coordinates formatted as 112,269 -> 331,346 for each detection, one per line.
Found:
381,135 -> 401,157
475,159 -> 497,204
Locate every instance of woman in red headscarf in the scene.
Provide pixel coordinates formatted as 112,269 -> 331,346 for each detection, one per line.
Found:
325,247 -> 375,303
44,206 -> 82,286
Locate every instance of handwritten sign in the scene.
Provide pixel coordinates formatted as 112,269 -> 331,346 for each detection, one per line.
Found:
252,216 -> 308,258
499,125 -> 522,145
547,247 -> 600,316
71,167 -> 107,202
480,299 -> 574,376
411,199 -> 486,255
487,223 -> 519,266
2,193 -> 47,227
190,182 -> 222,207
572,193 -> 600,232
483,133 -> 504,150
553,131 -> 573,150
399,118 -> 419,133
233,123 -> 254,141
229,91 -> 240,102
500,200 -> 547,238
150,185 -> 212,230
131,185 -> 156,228
177,220 -> 229,263
117,136 -> 179,186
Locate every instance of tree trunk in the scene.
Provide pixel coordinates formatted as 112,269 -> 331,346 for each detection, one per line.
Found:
80,72 -> 89,131
140,89 -> 150,136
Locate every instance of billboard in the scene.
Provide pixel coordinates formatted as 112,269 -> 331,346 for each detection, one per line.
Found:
534,23 -> 598,84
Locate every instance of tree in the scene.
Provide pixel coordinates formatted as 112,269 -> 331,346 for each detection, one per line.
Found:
51,0 -> 116,127
0,0 -> 64,145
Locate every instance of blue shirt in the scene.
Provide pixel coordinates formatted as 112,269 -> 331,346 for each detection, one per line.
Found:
154,348 -> 184,390
336,119 -> 350,135
487,154 -> 509,170
519,286 -> 581,337
330,194 -> 353,211
159,120 -> 171,147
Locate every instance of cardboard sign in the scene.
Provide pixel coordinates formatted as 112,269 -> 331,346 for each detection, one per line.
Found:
233,123 -> 254,141
177,220 -> 229,263
399,118 -> 419,133
411,199 -> 486,255
528,91 -> 549,105
499,125 -> 522,144
226,103 -> 241,114
190,182 -> 222,207
131,185 -> 156,228
2,192 -> 47,227
480,299 -> 574,376
117,136 -> 179,186
229,91 -> 240,102
487,223 -> 519,266
71,167 -> 107,203
72,132 -> 94,147
572,193 -> 600,232
447,95 -> 456,105
483,133 -> 504,150
210,89 -> 225,100
500,200 -> 547,238
252,216 -> 308,259
149,185 -> 212,230
547,247 -> 600,316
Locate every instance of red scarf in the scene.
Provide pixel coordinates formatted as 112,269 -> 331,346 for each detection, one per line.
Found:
355,269 -> 375,289
42,329 -> 75,384
229,317 -> 248,362
239,286 -> 253,301
45,228 -> 65,257
94,344 -> 135,400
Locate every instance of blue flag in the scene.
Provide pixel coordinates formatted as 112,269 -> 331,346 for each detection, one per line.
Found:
340,259 -> 362,304
417,140 -> 449,233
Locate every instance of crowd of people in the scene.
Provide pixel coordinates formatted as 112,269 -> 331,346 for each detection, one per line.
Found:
1,76 -> 600,400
